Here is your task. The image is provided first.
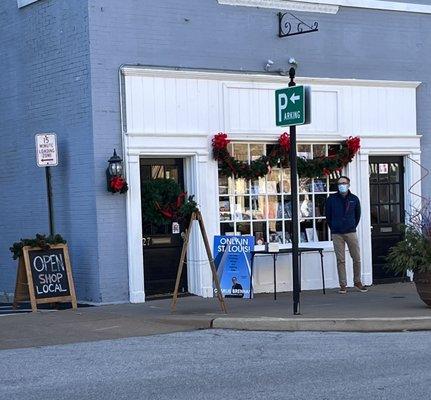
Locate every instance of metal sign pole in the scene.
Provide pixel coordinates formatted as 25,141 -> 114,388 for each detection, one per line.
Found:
288,67 -> 301,315
45,166 -> 54,236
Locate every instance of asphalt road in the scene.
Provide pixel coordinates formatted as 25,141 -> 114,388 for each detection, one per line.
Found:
1,330 -> 430,400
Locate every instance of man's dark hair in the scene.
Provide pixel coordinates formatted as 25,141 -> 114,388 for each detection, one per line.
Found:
338,176 -> 350,183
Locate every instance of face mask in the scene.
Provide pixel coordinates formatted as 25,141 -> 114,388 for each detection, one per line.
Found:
338,184 -> 349,194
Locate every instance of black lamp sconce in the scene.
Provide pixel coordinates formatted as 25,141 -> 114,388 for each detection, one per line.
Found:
106,149 -> 128,194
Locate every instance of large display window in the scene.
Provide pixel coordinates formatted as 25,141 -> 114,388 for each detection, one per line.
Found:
218,142 -> 342,245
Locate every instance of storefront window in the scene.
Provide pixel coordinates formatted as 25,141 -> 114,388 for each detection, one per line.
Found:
218,143 -> 341,245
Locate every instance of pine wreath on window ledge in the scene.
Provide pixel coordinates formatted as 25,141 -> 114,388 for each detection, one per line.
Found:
212,132 -> 360,179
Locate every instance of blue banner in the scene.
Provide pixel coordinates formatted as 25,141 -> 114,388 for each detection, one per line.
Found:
213,235 -> 254,299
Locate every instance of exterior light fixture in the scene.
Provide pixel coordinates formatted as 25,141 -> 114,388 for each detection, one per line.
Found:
106,149 -> 128,194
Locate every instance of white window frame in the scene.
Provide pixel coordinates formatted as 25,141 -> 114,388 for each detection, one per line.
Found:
218,141 -> 342,246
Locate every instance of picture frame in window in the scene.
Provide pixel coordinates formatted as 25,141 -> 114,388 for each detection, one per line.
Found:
267,181 -> 277,195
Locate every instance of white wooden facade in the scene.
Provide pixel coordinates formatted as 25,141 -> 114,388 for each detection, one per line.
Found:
121,67 -> 421,303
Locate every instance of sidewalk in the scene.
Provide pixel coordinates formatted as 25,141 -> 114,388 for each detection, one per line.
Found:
1,282 -> 430,350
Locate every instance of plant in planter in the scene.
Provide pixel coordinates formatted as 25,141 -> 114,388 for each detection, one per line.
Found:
386,205 -> 431,307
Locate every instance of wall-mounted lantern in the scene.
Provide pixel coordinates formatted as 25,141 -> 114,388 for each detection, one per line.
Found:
106,149 -> 128,194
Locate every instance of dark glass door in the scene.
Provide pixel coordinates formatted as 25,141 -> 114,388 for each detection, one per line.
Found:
369,156 -> 406,283
140,158 -> 188,297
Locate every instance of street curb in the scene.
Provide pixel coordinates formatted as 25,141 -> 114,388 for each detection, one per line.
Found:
211,316 -> 431,332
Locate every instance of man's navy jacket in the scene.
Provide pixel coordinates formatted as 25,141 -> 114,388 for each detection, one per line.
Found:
325,191 -> 361,234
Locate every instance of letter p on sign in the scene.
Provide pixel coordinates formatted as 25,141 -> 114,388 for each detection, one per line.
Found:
277,93 -> 288,123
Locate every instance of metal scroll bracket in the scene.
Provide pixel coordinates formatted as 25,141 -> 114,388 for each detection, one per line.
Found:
278,12 -> 319,38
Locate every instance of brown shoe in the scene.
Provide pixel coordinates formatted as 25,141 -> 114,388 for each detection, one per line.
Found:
339,285 -> 347,294
354,282 -> 368,293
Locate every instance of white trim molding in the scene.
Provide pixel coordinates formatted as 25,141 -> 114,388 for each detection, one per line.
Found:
217,0 -> 339,13
218,0 -> 431,14
17,0 -> 39,8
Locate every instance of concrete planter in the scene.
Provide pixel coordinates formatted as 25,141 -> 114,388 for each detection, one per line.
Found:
414,271 -> 431,307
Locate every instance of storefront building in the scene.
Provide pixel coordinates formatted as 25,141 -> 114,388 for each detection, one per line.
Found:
0,0 -> 430,303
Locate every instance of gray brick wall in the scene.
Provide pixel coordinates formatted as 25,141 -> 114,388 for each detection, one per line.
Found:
0,0 -> 100,302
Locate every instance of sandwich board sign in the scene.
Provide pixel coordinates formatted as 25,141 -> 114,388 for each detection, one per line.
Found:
35,133 -> 58,167
13,244 -> 77,312
275,85 -> 311,127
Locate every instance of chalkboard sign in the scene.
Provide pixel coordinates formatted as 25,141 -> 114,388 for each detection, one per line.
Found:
28,247 -> 71,299
13,244 -> 77,312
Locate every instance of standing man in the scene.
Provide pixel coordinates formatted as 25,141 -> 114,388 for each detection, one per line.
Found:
325,176 -> 368,294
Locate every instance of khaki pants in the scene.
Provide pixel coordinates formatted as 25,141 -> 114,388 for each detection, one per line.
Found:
332,232 -> 361,287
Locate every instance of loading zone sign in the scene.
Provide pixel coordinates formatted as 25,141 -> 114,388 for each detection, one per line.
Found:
275,85 -> 311,127
35,133 -> 58,167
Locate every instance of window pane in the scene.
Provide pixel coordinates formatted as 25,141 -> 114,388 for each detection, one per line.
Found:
329,172 -> 341,192
251,177 -> 266,195
237,222 -> 251,235
269,221 -> 283,244
250,144 -> 265,161
284,220 -> 292,243
313,178 -> 327,192
235,178 -> 248,195
313,144 -> 326,158
282,169 -> 291,194
234,196 -> 250,221
267,169 -> 281,194
299,194 -> 313,218
253,221 -> 267,245
298,144 -> 312,160
233,143 -> 248,161
390,205 -> 401,224
300,220 -> 313,243
379,185 -> 390,203
380,205 -> 389,223
219,197 -> 232,221
390,184 -> 400,203
389,163 -> 400,183
369,163 -> 378,184
218,174 -> 229,195
299,178 -> 312,193
251,195 -> 265,220
371,205 -> 379,224
379,165 -> 389,183
370,184 -> 378,204
316,219 -> 328,241
315,194 -> 327,218
283,196 -> 292,219
220,222 -> 235,235
267,195 -> 280,219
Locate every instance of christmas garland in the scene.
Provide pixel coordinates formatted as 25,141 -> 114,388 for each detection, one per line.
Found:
10,233 -> 67,260
212,132 -> 360,179
141,179 -> 198,226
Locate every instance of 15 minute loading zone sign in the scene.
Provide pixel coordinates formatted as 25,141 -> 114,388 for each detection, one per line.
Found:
275,85 -> 311,127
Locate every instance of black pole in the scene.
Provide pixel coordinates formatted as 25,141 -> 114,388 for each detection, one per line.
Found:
45,166 -> 54,236
289,67 -> 301,315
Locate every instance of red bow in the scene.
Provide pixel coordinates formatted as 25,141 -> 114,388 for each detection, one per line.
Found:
212,132 -> 230,150
278,132 -> 291,151
110,176 -> 126,192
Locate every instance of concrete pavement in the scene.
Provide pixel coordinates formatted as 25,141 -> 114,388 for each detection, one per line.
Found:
0,282 -> 430,350
1,330 -> 431,400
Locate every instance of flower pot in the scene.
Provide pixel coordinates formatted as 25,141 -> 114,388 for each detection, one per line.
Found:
413,271 -> 431,307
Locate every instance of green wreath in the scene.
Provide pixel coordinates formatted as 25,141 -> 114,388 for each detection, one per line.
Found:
141,179 -> 198,226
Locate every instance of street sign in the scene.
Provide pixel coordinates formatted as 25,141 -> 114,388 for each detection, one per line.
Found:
35,133 -> 58,167
275,85 -> 311,127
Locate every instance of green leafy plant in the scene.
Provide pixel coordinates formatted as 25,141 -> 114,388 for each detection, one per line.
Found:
386,205 -> 431,275
10,233 -> 67,260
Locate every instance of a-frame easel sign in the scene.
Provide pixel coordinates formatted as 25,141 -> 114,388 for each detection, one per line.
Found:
13,244 -> 77,312
171,210 -> 227,313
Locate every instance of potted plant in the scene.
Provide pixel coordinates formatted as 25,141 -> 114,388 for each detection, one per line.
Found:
386,205 -> 431,307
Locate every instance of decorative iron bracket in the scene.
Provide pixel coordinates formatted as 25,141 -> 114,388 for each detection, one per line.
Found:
278,12 -> 318,38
